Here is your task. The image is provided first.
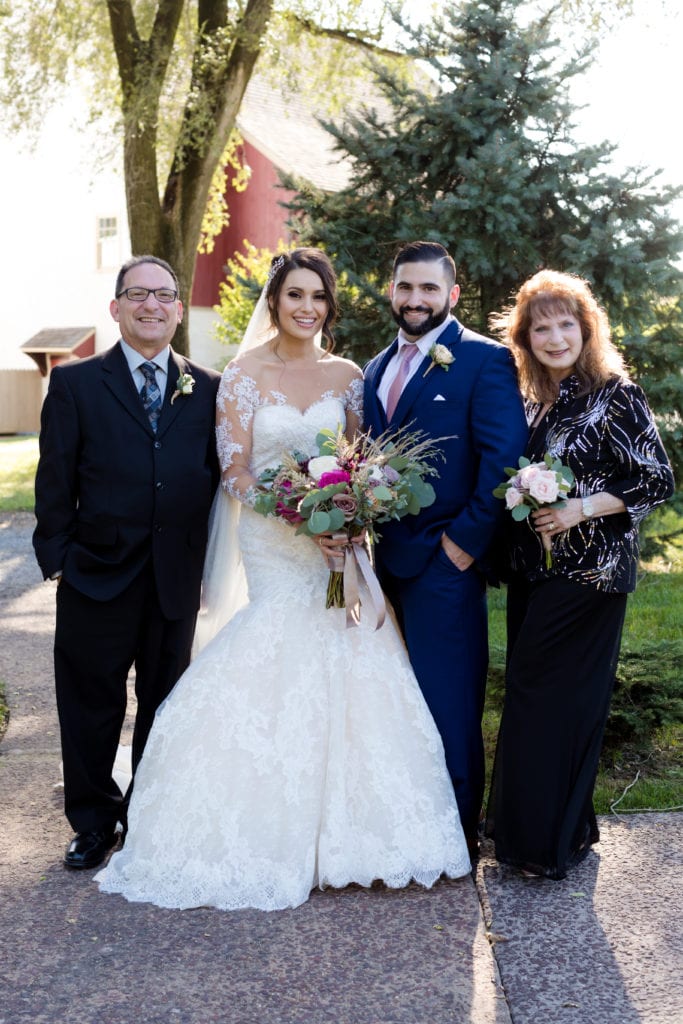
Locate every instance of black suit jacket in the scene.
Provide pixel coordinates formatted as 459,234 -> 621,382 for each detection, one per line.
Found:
33,342 -> 221,620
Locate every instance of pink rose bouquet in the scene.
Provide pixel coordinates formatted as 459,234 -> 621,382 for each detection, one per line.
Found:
253,426 -> 441,619
493,454 -> 574,568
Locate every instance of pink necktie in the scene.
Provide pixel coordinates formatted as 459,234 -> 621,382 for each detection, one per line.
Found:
385,343 -> 420,420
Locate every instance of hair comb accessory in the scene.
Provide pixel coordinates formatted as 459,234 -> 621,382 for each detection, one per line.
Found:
267,254 -> 287,283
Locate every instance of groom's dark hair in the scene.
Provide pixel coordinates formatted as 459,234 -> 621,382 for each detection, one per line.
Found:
392,241 -> 456,288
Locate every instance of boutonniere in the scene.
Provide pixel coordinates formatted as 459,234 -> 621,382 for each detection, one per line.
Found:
423,343 -> 454,377
171,372 -> 195,404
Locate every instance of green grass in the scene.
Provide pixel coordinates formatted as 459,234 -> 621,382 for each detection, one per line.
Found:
0,435 -> 38,512
595,726 -> 682,814
0,680 -> 8,741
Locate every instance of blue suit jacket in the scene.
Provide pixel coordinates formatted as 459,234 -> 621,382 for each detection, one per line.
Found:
363,319 -> 528,579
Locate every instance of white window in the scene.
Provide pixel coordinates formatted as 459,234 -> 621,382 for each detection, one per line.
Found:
96,216 -> 119,270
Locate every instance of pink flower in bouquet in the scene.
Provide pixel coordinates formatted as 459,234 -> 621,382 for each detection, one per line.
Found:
517,464 -> 542,488
528,471 -> 560,503
253,424 -> 442,622
332,493 -> 358,521
493,454 -> 574,570
319,469 -> 352,487
275,501 -> 304,524
505,486 -> 524,509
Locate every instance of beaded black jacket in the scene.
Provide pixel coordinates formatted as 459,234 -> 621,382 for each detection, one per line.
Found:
507,375 -> 674,592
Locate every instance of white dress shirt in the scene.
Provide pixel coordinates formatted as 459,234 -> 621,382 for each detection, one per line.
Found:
120,339 -> 170,401
378,316 -> 455,412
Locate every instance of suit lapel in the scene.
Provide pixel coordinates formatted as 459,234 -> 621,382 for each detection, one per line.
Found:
157,350 -> 187,436
102,342 -> 154,436
391,320 -> 463,426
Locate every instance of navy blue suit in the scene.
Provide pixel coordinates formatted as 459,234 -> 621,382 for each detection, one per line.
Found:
34,342 -> 220,833
364,318 -> 528,844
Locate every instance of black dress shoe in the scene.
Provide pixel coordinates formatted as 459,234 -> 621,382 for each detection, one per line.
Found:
466,834 -> 480,864
64,830 -> 117,870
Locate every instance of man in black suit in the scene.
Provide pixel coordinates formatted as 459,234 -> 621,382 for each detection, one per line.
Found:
33,255 -> 221,870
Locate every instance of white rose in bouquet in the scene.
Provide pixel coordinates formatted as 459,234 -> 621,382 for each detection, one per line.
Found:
307,455 -> 341,482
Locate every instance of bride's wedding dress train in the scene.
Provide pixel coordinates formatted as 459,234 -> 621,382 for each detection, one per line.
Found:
96,396 -> 470,910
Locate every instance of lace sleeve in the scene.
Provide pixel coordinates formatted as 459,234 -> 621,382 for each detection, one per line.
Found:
344,374 -> 364,435
215,364 -> 261,504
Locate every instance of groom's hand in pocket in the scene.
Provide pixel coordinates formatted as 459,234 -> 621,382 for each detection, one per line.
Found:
440,533 -> 474,572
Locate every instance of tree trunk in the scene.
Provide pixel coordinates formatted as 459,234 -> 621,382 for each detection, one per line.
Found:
113,0 -> 274,357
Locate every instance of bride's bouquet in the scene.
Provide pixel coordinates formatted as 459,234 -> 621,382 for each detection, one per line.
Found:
253,426 -> 440,625
493,454 -> 574,568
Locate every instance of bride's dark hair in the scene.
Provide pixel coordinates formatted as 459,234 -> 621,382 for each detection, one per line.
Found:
266,248 -> 339,351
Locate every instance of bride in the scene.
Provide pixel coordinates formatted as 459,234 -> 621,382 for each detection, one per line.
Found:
95,248 -> 471,911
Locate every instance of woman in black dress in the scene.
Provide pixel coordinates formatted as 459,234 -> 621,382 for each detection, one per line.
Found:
485,269 -> 674,879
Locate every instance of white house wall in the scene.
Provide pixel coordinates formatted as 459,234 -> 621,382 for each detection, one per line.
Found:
0,101 -> 224,373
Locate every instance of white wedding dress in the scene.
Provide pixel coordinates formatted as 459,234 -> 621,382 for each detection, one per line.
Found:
96,379 -> 470,911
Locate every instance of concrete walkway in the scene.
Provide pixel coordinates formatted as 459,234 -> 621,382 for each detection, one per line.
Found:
0,511 -> 681,1024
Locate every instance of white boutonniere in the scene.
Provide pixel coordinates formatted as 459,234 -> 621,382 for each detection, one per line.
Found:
171,372 -> 195,404
423,343 -> 454,377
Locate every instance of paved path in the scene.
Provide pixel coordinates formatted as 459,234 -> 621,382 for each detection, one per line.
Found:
0,511 -> 681,1024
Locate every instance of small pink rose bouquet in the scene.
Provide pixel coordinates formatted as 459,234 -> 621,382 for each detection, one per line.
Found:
253,426 -> 440,621
493,454 -> 574,568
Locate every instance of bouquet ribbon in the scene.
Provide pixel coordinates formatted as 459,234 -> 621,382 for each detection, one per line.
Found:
327,543 -> 386,630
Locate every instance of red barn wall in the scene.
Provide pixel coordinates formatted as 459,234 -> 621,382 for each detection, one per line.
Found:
74,333 -> 95,358
192,140 -> 297,309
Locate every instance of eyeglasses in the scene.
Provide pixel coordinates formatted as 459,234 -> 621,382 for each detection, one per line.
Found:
116,287 -> 178,303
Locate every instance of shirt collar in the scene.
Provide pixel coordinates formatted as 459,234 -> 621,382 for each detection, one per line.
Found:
397,315 -> 455,356
120,339 -> 170,375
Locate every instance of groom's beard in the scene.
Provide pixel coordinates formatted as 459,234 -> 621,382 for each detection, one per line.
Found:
391,299 -> 450,337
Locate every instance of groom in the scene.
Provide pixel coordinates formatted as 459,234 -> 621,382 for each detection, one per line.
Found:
33,255 -> 221,870
364,241 -> 528,856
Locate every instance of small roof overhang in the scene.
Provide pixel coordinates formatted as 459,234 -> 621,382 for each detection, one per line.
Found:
21,327 -> 95,375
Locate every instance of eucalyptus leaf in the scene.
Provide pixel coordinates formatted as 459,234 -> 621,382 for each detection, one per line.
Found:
309,510 -> 331,533
406,493 -> 421,515
371,485 -> 393,501
327,508 -> 347,531
316,429 -> 337,454
419,482 -> 436,506
511,504 -> 531,520
299,491 -> 322,511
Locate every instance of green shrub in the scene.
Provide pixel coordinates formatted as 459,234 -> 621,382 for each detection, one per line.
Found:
212,241 -> 284,351
604,640 -> 683,751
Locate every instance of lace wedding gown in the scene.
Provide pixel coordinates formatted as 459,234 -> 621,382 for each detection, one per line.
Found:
96,376 -> 470,910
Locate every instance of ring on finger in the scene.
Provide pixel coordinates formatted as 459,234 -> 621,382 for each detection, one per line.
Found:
548,521 -> 555,529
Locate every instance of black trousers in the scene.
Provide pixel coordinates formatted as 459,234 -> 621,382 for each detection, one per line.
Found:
54,562 -> 197,833
486,574 -> 627,878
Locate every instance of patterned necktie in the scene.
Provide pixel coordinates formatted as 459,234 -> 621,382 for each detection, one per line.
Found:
385,343 -> 421,420
139,362 -> 162,432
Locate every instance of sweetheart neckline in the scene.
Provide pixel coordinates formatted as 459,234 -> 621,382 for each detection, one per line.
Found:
255,393 -> 346,417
